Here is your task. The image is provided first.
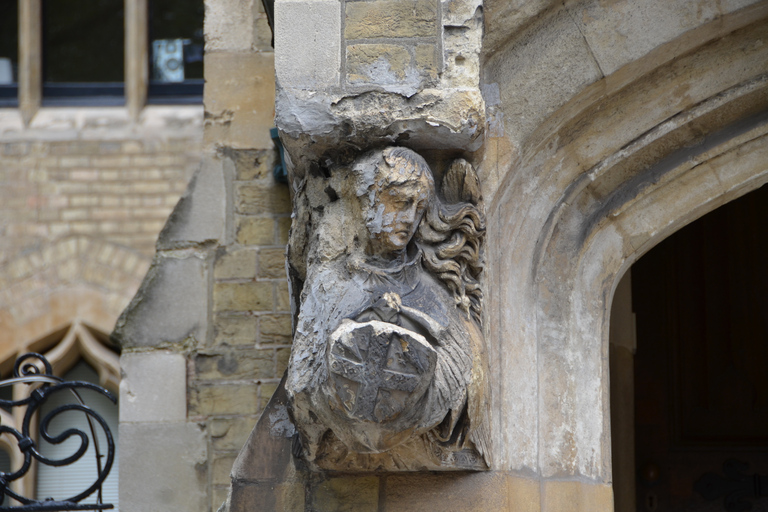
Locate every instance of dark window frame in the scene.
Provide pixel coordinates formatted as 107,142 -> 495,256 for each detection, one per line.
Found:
0,0 -> 204,110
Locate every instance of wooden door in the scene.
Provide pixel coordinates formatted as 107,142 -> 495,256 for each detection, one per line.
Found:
631,185 -> 768,512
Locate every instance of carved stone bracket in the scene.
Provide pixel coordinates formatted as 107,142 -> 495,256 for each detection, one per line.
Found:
284,146 -> 489,471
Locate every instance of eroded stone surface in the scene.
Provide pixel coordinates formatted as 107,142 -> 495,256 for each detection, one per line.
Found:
285,146 -> 489,471
274,0 -> 484,173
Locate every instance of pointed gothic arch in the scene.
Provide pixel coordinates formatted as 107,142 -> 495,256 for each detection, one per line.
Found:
0,320 -> 120,504
483,7 -> 768,490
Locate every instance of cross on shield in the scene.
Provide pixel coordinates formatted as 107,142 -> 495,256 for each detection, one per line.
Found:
327,321 -> 437,423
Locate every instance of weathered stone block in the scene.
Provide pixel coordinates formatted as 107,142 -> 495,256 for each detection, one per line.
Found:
259,381 -> 280,408
275,281 -> 290,312
120,351 -> 187,423
541,480 -> 614,512
414,44 -> 438,82
253,15 -> 273,52
230,377 -> 295,482
312,476 -> 379,512
119,422 -> 208,512
275,347 -> 290,375
204,52 -> 276,150
214,281 -> 274,312
194,349 -> 276,380
260,314 -> 291,336
485,9 -> 603,146
384,473 -> 511,511
570,0 -> 720,76
230,149 -> 274,180
113,253 -> 209,348
276,217 -> 291,244
213,454 -> 238,486
257,247 -> 286,278
236,216 -> 274,245
506,476 -> 541,512
345,0 -> 437,39
156,155 -> 230,248
210,416 -> 260,451
205,0 -> 257,51
214,315 -> 259,346
213,487 -> 231,512
189,383 -> 260,416
215,247 -> 258,280
236,182 -> 291,214
275,0 -> 341,89
229,481 -> 305,512
347,44 -> 412,85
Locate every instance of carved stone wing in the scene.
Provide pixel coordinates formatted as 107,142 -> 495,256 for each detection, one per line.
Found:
441,158 -> 483,206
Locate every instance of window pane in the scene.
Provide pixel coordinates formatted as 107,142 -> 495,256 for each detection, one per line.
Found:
0,0 -> 18,104
149,0 -> 204,82
36,361 -> 118,507
43,0 -> 124,83
0,448 -> 11,474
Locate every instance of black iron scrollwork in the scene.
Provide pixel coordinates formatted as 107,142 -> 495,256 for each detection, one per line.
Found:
695,459 -> 768,512
0,353 -> 115,511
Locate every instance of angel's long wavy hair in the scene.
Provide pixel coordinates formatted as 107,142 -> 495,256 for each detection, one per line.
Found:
378,147 -> 485,322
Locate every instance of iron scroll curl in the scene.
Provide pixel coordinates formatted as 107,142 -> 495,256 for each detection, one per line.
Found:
0,353 -> 116,511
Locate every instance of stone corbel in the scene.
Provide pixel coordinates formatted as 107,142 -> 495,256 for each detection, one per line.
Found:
273,0 -> 488,472
285,146 -> 490,471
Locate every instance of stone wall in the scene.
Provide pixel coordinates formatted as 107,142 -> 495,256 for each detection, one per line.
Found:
0,136 -> 195,262
115,151 -> 289,512
114,0 -> 283,510
0,105 -> 202,369
224,0 -> 768,511
202,148 -> 291,507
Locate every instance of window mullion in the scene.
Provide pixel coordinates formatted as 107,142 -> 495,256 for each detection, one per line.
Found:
18,0 -> 41,125
125,0 -> 148,120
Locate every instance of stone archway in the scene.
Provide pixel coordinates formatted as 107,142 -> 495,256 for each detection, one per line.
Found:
484,7 -> 768,508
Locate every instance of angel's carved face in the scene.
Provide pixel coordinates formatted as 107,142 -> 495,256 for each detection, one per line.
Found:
365,176 -> 429,254
375,181 -> 429,252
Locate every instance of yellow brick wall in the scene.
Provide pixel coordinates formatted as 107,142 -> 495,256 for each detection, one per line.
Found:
0,134 -> 201,358
191,148 -> 291,508
0,138 -> 199,263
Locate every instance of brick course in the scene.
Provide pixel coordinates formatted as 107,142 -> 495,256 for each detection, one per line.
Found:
0,138 -> 200,264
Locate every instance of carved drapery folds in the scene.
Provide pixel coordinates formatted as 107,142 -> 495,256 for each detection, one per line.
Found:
286,146 -> 489,471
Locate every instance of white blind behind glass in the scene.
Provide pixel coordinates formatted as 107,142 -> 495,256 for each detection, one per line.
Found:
35,361 -> 118,509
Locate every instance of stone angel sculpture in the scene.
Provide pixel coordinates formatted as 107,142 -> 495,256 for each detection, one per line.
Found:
286,146 -> 490,471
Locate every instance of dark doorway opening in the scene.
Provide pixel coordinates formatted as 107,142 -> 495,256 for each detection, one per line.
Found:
611,184 -> 768,512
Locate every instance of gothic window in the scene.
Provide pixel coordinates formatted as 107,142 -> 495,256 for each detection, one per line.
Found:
0,321 -> 120,507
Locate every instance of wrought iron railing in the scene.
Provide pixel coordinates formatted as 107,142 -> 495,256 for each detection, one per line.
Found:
0,353 -> 115,511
